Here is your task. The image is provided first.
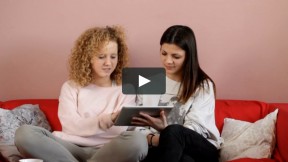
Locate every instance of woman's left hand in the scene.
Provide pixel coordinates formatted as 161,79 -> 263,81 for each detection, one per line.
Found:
131,110 -> 168,131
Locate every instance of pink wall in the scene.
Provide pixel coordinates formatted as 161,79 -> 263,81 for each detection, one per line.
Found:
0,0 -> 287,103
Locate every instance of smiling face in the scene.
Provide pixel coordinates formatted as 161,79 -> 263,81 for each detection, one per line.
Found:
91,41 -> 118,81
160,43 -> 186,81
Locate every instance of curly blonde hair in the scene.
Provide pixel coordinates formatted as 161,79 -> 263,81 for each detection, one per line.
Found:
68,26 -> 128,86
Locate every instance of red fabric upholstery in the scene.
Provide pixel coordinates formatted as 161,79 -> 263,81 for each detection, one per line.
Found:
270,103 -> 288,162
215,100 -> 288,162
1,99 -> 61,131
215,100 -> 276,132
0,99 -> 287,162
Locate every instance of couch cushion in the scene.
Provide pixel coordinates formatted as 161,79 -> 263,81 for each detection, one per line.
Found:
1,99 -> 61,131
0,104 -> 51,162
215,100 -> 276,133
228,158 -> 276,162
220,109 -> 278,161
0,104 -> 51,145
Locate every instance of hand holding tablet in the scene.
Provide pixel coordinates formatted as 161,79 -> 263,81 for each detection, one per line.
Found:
114,106 -> 173,126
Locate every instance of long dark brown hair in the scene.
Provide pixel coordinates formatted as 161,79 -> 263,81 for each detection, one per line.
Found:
160,25 -> 216,103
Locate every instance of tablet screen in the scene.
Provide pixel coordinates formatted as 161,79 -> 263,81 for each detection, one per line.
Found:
114,106 -> 173,126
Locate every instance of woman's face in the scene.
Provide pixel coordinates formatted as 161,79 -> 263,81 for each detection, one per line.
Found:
160,43 -> 186,80
91,41 -> 118,80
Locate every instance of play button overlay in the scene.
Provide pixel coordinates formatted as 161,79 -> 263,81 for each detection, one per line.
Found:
139,75 -> 150,87
122,68 -> 166,94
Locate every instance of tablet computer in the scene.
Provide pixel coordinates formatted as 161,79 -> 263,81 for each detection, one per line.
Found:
114,106 -> 173,126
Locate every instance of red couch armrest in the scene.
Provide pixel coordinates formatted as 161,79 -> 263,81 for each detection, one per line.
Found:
269,103 -> 288,162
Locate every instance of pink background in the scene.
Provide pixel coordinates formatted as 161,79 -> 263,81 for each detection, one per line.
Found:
0,0 -> 287,102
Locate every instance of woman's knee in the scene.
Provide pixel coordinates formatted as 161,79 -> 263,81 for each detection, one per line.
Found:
122,131 -> 148,160
15,125 -> 44,148
15,125 -> 34,146
159,124 -> 185,145
125,131 -> 148,151
161,124 -> 183,136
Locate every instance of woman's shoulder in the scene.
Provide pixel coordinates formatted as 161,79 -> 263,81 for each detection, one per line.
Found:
61,80 -> 81,90
202,79 -> 214,89
194,79 -> 214,96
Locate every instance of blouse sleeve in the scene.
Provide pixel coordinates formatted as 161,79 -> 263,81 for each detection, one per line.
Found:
183,81 -> 216,139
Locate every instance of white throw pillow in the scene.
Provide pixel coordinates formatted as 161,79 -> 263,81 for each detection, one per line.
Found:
0,104 -> 51,162
219,109 -> 278,162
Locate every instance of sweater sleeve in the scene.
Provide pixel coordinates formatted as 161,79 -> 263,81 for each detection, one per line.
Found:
183,81 -> 217,139
58,81 -> 135,137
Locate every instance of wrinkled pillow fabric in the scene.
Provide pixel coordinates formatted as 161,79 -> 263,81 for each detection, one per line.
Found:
0,104 -> 51,161
220,109 -> 278,162
0,145 -> 22,162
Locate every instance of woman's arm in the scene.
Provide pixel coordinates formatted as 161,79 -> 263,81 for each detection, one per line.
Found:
58,81 -> 135,136
147,134 -> 160,147
183,81 -> 217,138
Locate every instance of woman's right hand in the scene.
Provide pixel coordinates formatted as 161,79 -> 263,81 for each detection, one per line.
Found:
131,110 -> 168,131
111,111 -> 120,123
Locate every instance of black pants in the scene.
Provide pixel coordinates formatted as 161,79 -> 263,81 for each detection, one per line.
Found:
142,125 -> 219,162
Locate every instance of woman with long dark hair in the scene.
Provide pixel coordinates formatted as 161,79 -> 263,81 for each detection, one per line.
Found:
133,25 -> 223,162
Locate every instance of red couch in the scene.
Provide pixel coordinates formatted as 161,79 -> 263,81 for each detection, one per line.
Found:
0,99 -> 287,162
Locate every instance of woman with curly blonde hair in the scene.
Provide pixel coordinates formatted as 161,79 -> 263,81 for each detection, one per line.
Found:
69,26 -> 128,86
15,26 -> 148,162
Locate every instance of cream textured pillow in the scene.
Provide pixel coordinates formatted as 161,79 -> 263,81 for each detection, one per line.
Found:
0,104 -> 51,162
0,104 -> 51,145
220,109 -> 278,162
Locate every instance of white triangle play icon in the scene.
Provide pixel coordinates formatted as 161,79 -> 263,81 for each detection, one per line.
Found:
138,75 -> 150,87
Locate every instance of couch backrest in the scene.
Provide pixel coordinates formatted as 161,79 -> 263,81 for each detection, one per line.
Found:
1,99 -> 287,161
0,99 -> 61,131
215,100 -> 276,132
215,100 -> 288,162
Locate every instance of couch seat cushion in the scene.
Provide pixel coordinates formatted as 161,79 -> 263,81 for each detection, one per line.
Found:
228,158 -> 276,162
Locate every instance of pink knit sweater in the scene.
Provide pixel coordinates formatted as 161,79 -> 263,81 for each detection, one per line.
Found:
52,80 -> 135,147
